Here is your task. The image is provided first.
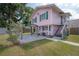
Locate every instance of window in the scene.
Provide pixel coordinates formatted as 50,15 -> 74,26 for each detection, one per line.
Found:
46,11 -> 48,19
40,11 -> 48,21
32,17 -> 37,23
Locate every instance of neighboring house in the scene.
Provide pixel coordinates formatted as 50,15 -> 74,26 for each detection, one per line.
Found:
31,4 -> 71,39
69,19 -> 79,35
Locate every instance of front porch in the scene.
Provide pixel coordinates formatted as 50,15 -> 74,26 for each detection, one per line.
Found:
31,24 -> 53,36
31,24 -> 67,39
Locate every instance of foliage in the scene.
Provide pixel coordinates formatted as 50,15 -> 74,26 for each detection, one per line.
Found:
0,3 -> 34,41
0,3 -> 34,27
21,6 -> 34,26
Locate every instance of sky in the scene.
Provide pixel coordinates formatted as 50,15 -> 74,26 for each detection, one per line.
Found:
27,3 -> 79,20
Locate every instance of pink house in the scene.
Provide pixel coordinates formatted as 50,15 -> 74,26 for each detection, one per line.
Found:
31,4 -> 71,39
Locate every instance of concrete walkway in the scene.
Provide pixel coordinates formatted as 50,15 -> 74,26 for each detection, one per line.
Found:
47,38 -> 79,47
19,34 -> 79,47
19,34 -> 46,44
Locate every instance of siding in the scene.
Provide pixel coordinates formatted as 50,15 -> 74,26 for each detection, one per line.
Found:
51,9 -> 61,25
32,8 -> 53,26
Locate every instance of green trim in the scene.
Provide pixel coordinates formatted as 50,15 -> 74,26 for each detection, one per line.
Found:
46,11 -> 48,19
40,11 -> 48,21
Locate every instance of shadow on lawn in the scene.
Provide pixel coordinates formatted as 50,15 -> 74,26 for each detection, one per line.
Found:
0,45 -> 8,53
0,39 -> 52,54
20,39 -> 52,50
0,43 -> 19,53
0,40 -> 20,54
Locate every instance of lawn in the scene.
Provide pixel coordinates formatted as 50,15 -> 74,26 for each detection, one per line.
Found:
23,32 -> 31,35
67,35 -> 79,43
0,34 -> 79,56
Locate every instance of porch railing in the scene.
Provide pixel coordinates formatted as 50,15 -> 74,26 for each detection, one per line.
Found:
60,21 -> 68,39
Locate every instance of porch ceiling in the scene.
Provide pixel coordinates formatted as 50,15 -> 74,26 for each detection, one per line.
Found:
31,24 -> 39,27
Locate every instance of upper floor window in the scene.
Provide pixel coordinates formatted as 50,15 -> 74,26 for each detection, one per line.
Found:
40,11 -> 48,21
46,11 -> 48,19
32,17 -> 37,23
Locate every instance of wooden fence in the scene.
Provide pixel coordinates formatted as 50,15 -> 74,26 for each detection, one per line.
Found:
70,28 -> 79,35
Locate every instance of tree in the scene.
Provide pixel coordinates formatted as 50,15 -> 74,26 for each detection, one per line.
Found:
0,3 -> 34,27
22,6 -> 34,26
0,3 -> 34,41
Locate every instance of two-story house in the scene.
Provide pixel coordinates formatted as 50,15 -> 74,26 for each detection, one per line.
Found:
31,4 -> 71,39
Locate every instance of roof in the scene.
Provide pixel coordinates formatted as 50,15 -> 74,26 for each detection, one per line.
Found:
36,4 -> 64,13
31,4 -> 71,18
59,12 -> 72,16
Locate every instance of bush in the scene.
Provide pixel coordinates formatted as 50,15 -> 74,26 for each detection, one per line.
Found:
7,34 -> 18,43
9,34 -> 17,40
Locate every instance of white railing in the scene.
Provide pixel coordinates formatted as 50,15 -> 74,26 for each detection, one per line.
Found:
60,21 -> 68,39
61,21 -> 67,33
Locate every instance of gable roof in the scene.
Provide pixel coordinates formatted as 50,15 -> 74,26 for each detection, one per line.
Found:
36,4 -> 64,13
31,4 -> 71,18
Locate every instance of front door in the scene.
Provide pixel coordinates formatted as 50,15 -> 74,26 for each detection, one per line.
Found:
33,28 -> 36,33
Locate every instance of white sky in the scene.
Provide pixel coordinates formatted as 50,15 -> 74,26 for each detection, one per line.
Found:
0,0 -> 79,20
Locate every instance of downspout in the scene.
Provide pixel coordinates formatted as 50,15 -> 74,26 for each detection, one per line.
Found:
61,16 -> 63,25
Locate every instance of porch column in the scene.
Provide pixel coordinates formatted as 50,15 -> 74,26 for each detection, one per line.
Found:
37,26 -> 39,34
68,21 -> 70,35
41,26 -> 42,33
61,32 -> 64,39
48,25 -> 50,35
41,26 -> 43,32
31,26 -> 32,34
38,26 -> 40,33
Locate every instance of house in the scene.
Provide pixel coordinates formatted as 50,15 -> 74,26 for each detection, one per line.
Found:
69,19 -> 79,35
31,4 -> 71,39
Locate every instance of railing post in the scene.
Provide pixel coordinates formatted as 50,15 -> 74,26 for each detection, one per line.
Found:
61,31 -> 63,40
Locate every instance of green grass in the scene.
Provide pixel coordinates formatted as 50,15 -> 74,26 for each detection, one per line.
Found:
67,35 -> 79,43
21,39 -> 79,56
0,34 -> 13,46
23,32 -> 31,35
0,34 -> 79,55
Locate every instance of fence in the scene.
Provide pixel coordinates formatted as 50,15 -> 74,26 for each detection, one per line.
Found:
70,28 -> 79,35
23,27 -> 31,33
